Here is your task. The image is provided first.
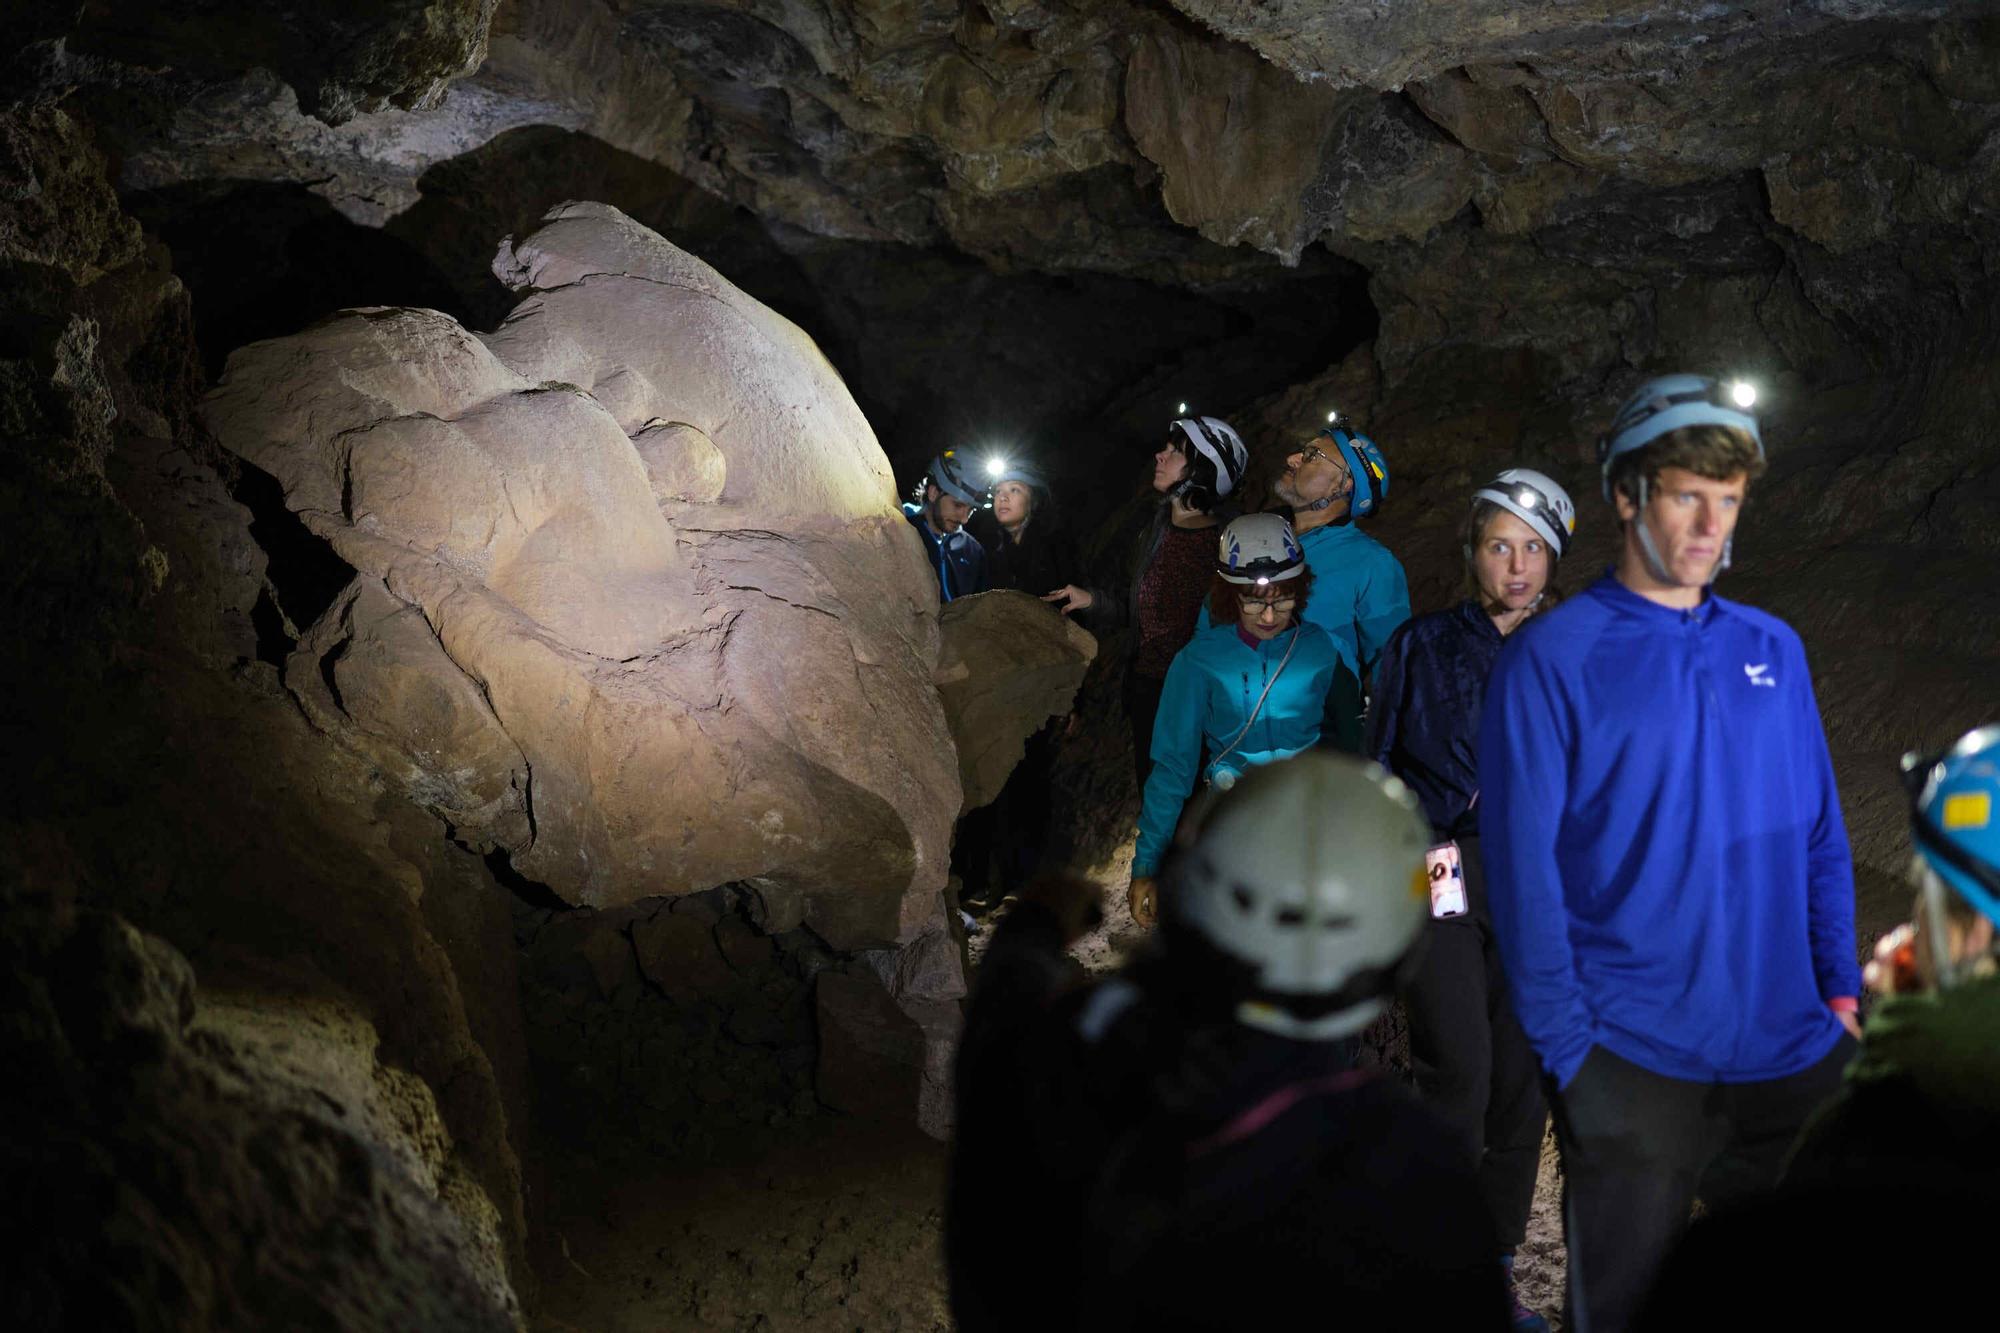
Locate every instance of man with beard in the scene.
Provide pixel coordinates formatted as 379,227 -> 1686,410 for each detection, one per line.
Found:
1272,422 -> 1409,683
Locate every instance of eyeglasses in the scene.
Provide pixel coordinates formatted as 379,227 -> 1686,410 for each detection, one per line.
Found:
1295,444 -> 1347,473
1241,597 -> 1298,616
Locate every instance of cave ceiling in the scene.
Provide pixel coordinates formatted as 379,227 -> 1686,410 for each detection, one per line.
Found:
17,1 -> 2000,469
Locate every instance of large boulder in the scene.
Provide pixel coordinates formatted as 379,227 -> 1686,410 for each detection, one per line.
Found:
934,589 -> 1097,813
204,202 -> 960,949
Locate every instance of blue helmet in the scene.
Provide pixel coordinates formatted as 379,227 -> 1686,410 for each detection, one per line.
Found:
1904,725 -> 2000,933
1597,374 -> 1764,501
927,449 -> 985,506
1316,426 -> 1389,519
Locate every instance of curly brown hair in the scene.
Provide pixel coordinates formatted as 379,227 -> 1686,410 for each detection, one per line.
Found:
1206,565 -> 1315,626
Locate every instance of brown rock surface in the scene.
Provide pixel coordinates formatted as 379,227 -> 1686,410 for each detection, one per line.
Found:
205,203 -> 961,948
935,588 -> 1096,812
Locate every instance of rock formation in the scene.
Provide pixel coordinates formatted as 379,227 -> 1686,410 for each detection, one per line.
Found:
206,202 -> 962,950
936,588 -> 1097,812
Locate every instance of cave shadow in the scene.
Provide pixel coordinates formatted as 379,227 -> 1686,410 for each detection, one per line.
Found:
121,179 -> 471,381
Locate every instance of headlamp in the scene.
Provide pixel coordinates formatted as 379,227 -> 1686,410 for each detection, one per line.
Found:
1177,401 -> 1189,415
1729,380 -> 1757,409
985,456 -> 1007,479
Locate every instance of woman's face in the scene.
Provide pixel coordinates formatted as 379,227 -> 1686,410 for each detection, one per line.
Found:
992,480 -> 1032,527
1472,510 -> 1552,613
1153,439 -> 1189,494
1237,584 -> 1299,640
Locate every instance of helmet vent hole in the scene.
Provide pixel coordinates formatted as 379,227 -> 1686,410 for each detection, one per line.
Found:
1231,886 -> 1255,913
1275,906 -> 1306,928
1321,915 -> 1355,931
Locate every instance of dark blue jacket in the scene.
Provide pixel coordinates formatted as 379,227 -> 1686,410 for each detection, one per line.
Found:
905,504 -> 989,601
1477,574 -> 1862,1089
1366,600 -> 1501,842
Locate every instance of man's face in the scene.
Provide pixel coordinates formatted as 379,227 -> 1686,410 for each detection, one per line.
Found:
1153,439 -> 1190,494
1617,466 -> 1747,586
991,480 -> 1032,527
1275,439 -> 1353,510
927,484 -> 973,533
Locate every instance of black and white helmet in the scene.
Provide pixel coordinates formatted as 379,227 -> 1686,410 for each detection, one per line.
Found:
1170,416 -> 1248,502
1162,752 -> 1431,1041
1216,513 -> 1305,585
1472,468 -> 1576,558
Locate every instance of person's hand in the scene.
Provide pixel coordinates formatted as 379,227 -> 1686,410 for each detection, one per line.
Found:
1018,874 -> 1104,943
1831,1004 -> 1863,1040
1062,710 -> 1082,741
1861,923 -> 1920,997
1128,876 -> 1159,928
1043,585 -> 1093,615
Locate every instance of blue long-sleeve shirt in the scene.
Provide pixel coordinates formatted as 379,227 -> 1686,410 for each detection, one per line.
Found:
1477,574 -> 1860,1089
1134,622 -> 1353,876
1295,521 -> 1409,677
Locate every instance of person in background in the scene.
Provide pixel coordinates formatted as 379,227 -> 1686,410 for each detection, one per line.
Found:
1478,375 -> 1860,1333
904,449 -> 989,600
1367,468 -> 1579,1333
1638,726 -> 2000,1329
959,457 -> 1079,912
948,753 -> 1508,1333
1044,416 -> 1248,796
1126,513 -> 1359,927
1272,420 -> 1409,684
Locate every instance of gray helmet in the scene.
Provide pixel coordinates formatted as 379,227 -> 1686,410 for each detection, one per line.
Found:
1473,467 -> 1577,558
1597,374 -> 1763,502
1162,752 -> 1431,1041
927,449 -> 985,506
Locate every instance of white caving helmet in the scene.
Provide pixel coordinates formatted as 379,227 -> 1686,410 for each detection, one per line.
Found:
1170,416 -> 1249,501
1216,513 -> 1305,586
1161,751 -> 1432,1041
1473,468 -> 1577,559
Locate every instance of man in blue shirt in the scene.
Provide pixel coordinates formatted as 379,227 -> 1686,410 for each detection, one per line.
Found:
1477,375 -> 1861,1333
1273,423 -> 1409,680
903,450 -> 989,601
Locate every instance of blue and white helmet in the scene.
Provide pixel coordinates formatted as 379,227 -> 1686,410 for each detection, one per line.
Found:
1905,725 -> 2000,934
1318,426 -> 1390,519
1597,374 -> 1764,501
1217,513 -> 1304,586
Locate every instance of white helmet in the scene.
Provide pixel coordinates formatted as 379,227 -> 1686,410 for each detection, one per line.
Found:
1170,416 -> 1249,501
1473,468 -> 1576,558
1216,513 -> 1304,585
1161,752 -> 1431,1041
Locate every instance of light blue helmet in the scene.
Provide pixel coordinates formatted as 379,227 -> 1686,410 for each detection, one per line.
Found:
1904,725 -> 2000,933
1596,374 -> 1764,501
926,449 -> 986,506
1317,426 -> 1390,519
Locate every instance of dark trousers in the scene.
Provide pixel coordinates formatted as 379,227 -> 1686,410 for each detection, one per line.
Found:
1401,840 -> 1545,1250
957,718 -> 1063,904
1550,1034 -> 1857,1333
1123,668 -> 1167,794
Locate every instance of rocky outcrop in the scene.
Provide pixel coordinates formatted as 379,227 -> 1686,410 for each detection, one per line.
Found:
935,589 -> 1096,812
205,203 -> 961,948
0,890 -> 520,1331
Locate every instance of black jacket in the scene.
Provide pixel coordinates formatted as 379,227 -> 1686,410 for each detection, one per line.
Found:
1365,599 -> 1504,841
948,904 -> 1506,1333
980,515 -> 1078,597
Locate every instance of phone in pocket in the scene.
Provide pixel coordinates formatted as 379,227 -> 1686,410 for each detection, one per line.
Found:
1425,841 -> 1468,919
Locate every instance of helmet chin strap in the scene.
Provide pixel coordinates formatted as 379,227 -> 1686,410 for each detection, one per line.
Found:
1631,477 -> 1730,588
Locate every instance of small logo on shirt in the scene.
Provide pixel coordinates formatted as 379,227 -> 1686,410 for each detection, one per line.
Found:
1744,662 -> 1776,688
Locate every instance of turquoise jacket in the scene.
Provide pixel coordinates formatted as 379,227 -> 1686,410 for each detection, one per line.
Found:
1295,521 -> 1410,676
1133,621 -> 1357,876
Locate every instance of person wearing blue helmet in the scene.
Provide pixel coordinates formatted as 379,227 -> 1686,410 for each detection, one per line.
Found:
1272,420 -> 1410,684
1637,727 -> 2000,1330
1477,374 -> 1861,1333
904,449 -> 990,601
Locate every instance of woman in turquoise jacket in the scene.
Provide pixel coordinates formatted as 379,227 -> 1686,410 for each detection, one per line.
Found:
1128,513 -> 1362,924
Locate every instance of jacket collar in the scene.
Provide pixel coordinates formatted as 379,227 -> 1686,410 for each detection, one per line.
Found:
1454,598 -> 1504,642
1587,570 -> 1723,627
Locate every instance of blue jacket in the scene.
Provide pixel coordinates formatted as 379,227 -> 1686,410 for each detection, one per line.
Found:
1477,574 -> 1862,1089
1366,600 -> 1501,841
1135,622 -> 1353,876
905,505 -> 989,601
1295,521 -> 1409,676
